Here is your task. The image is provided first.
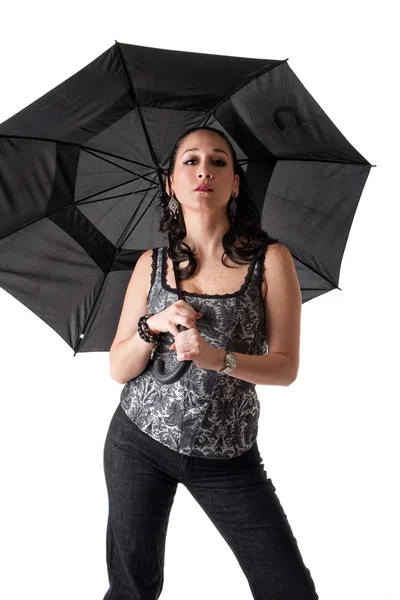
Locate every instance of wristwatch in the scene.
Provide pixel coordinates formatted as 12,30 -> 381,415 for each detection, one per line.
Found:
219,349 -> 237,374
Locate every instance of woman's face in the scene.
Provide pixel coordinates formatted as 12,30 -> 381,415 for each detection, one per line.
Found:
167,131 -> 239,209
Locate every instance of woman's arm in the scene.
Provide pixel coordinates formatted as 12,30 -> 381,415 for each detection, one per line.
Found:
213,243 -> 302,387
213,349 -> 296,387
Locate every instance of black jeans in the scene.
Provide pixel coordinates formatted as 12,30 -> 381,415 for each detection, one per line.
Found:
102,403 -> 319,599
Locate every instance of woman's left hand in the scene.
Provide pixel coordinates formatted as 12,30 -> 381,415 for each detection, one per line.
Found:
169,327 -> 221,371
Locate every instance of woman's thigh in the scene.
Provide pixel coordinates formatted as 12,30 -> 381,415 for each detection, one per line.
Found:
103,404 -> 179,598
182,442 -> 319,599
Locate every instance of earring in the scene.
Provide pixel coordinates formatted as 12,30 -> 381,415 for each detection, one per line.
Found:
168,193 -> 179,219
230,193 -> 237,220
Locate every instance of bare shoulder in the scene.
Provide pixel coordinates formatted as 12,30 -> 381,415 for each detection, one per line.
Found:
140,248 -> 154,262
264,242 -> 295,269
139,248 -> 154,265
261,243 -> 296,297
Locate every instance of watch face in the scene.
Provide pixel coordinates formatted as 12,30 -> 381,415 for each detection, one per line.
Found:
226,352 -> 236,368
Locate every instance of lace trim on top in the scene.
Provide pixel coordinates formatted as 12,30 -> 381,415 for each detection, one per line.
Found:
160,246 -> 259,299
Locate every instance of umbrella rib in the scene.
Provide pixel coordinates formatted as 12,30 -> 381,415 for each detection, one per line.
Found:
115,42 -> 166,193
81,147 -> 158,184
288,249 -> 342,290
302,286 -> 341,291
238,157 -> 376,167
267,192 -> 351,226
0,133 -> 164,172
81,144 -> 166,171
0,178 -> 159,244
73,187 -> 159,356
76,186 -> 159,208
116,188 -> 159,250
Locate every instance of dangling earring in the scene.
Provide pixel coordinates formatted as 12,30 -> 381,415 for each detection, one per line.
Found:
230,193 -> 237,220
168,192 -> 179,220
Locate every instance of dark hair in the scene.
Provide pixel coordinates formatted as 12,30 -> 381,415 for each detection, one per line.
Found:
158,126 -> 280,281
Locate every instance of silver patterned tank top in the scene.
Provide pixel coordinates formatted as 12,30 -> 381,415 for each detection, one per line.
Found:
119,246 -> 268,459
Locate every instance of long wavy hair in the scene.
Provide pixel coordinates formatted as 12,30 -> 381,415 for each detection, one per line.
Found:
158,126 -> 279,281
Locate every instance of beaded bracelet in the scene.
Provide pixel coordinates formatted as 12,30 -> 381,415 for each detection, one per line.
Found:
137,314 -> 161,360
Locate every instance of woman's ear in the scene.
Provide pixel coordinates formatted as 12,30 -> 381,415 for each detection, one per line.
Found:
165,180 -> 172,197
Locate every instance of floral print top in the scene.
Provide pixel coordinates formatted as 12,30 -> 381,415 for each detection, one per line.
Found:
120,246 -> 268,459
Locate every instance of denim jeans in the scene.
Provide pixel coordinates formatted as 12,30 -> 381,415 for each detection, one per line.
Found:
102,403 -> 319,599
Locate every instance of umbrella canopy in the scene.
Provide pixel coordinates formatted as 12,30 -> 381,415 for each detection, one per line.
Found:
0,41 -> 373,360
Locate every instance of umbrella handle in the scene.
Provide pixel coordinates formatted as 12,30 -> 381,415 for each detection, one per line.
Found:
153,242 -> 194,384
153,323 -> 192,384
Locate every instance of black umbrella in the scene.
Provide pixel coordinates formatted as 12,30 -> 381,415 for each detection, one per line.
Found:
0,41 -> 373,384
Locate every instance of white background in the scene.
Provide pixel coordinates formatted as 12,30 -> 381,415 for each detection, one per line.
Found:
0,2 -> 398,599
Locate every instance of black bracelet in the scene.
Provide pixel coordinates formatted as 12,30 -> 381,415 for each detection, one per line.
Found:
138,314 -> 161,360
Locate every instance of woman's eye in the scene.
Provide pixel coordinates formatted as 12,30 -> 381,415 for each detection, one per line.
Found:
184,159 -> 226,166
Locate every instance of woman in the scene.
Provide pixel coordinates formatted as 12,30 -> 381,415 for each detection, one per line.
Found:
104,126 -> 319,599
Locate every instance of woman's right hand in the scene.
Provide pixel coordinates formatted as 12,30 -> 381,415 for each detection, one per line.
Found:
146,300 -> 203,338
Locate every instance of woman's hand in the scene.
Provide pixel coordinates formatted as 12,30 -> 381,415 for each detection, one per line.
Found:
146,299 -> 202,336
169,328 -> 222,371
